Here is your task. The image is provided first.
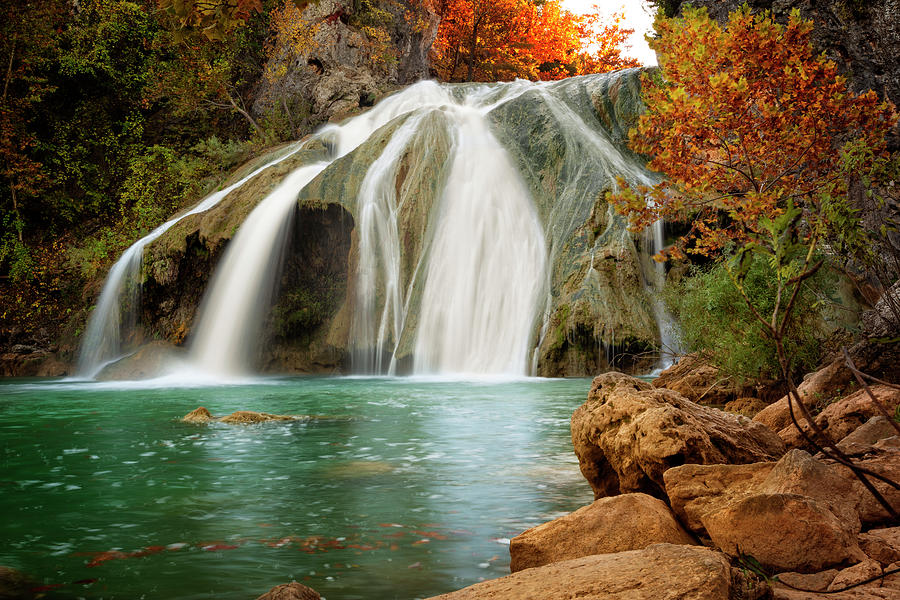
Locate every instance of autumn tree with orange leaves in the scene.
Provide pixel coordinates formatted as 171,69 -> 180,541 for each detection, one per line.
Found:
609,5 -> 899,518
430,0 -> 638,82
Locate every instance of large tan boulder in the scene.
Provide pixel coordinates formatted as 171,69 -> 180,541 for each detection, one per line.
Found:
753,358 -> 853,433
665,450 -> 861,536
702,493 -> 863,572
572,372 -> 786,499
427,544 -> 732,600
652,354 -> 781,405
838,417 -> 900,455
665,462 -> 776,532
827,441 -> 900,527
509,493 -> 696,572
773,561 -> 900,599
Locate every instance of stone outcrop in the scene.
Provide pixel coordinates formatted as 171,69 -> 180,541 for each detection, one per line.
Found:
571,372 -> 786,499
665,450 -> 874,537
665,462 -> 778,533
253,0 -> 439,132
773,561 -> 900,599
255,582 -> 321,600
653,354 -> 783,405
753,357 -> 856,434
133,71 -> 662,377
508,493 -> 695,572
838,417 -> 900,454
427,544 -> 732,600
826,440 -> 900,527
491,72 -> 661,375
858,527 -> 900,566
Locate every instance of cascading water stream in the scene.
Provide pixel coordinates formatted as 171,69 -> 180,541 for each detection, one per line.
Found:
643,220 -> 681,372
188,162 -> 329,375
75,144 -> 303,379
347,82 -> 549,377
412,108 -> 547,375
189,82 -> 458,376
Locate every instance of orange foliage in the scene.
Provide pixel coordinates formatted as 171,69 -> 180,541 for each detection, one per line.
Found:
430,0 -> 638,82
608,6 -> 897,259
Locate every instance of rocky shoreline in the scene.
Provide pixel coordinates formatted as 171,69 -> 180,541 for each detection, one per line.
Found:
418,345 -> 900,600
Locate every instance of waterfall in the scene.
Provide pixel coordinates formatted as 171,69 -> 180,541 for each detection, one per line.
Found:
642,220 -> 681,372
81,70 -> 675,380
188,162 -> 329,375
412,108 -> 547,375
75,144 -> 303,379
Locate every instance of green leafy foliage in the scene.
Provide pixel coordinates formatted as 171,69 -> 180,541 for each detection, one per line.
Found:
665,254 -> 833,381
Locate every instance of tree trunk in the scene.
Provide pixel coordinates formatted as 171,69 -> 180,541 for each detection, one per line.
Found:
466,17 -> 479,82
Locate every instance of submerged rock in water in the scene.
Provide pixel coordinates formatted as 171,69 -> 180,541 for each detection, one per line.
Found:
181,407 -> 301,424
182,407 -> 215,424
0,566 -> 36,600
219,411 -> 296,424
255,581 -> 321,600
509,493 -> 696,572
427,544 -> 732,600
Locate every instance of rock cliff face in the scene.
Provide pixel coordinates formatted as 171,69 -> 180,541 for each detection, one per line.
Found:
137,70 -> 663,376
667,0 -> 900,148
253,0 -> 440,132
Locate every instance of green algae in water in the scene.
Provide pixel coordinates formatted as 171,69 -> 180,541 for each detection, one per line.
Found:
0,376 -> 592,599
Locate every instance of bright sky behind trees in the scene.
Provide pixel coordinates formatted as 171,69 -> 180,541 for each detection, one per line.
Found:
563,0 -> 657,65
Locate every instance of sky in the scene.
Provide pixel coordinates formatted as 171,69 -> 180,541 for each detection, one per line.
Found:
561,0 -> 658,66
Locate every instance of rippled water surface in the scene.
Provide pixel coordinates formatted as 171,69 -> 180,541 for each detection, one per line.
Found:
0,376 -> 593,599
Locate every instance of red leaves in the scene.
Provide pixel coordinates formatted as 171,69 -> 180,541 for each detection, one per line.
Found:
429,0 -> 637,82
609,5 -> 897,258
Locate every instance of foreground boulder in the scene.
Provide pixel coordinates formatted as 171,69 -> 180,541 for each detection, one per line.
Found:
827,440 -> 900,527
255,582 -> 320,600
858,527 -> 900,566
509,493 -> 695,572
428,544 -> 732,600
666,446 -> 900,539
666,450 -> 860,533
572,372 -> 786,499
773,560 -> 900,599
702,493 -> 863,572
